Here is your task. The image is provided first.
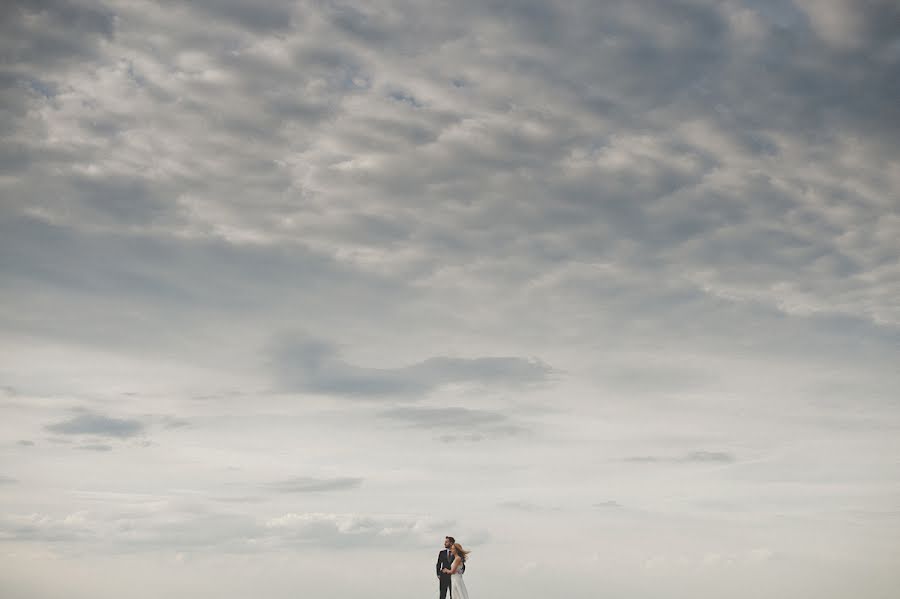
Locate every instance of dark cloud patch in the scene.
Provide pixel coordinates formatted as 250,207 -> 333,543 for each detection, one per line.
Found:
270,335 -> 552,398
45,411 -> 144,438
76,443 -> 113,452
0,0 -> 114,74
0,475 -> 18,485
188,0 -> 297,32
265,476 -> 363,493
682,451 -> 735,463
624,451 -> 736,464
17,440 -> 34,446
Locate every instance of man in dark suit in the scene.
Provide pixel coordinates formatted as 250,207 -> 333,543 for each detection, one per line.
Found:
436,536 -> 455,599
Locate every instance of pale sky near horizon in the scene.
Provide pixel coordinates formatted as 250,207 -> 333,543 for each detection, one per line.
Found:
1,0 -> 899,598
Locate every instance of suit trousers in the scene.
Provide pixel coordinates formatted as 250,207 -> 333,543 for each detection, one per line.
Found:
439,574 -> 452,599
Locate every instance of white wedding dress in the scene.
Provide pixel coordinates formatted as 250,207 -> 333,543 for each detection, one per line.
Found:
450,560 -> 469,599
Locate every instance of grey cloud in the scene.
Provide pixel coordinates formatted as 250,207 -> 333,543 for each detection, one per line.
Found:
17,440 -> 34,446
682,451 -> 735,463
379,407 -> 509,429
270,336 -> 552,398
0,216 -> 409,357
625,451 -> 736,464
63,174 -> 177,227
381,407 -> 528,442
0,0 -> 115,67
3,0 -> 896,335
600,363 -> 718,395
188,0 -> 298,32
159,416 -> 191,429
380,407 -> 506,428
0,475 -> 17,485
76,443 -> 113,452
265,476 -> 363,493
45,411 -> 144,438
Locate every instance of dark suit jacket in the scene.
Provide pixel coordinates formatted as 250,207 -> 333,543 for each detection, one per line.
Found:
436,549 -> 453,577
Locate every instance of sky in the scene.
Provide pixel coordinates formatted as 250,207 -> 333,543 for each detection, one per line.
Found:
1,0 -> 899,597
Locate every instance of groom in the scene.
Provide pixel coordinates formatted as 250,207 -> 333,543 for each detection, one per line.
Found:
436,536 -> 454,599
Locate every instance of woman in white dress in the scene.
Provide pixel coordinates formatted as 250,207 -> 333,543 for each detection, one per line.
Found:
441,542 -> 471,599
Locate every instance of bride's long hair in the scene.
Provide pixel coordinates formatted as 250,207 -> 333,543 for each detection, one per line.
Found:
451,543 -> 470,561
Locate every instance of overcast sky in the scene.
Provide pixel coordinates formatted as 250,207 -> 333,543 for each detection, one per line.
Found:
1,0 -> 899,597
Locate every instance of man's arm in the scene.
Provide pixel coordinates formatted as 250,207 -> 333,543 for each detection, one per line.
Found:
436,552 -> 442,577
448,556 -> 461,575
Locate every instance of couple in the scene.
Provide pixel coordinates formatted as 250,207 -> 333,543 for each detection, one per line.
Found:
435,536 -> 471,599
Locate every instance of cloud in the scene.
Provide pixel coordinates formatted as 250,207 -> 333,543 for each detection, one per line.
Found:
264,512 -> 452,548
159,416 -> 191,429
270,335 -> 552,398
0,475 -> 17,485
0,501 -> 454,555
379,406 -> 507,428
682,451 -> 735,463
265,476 -> 363,493
0,504 -> 260,552
0,511 -> 95,544
188,0 -> 299,32
45,411 -> 144,438
598,362 -> 718,395
625,451 -> 736,464
379,406 -> 528,442
75,443 -> 114,452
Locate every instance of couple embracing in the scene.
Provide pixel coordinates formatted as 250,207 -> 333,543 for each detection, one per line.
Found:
435,536 -> 471,599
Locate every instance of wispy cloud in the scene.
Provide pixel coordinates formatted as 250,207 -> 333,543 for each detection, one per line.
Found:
264,512 -> 453,548
75,443 -> 114,452
379,406 -> 528,442
45,411 -> 145,439
265,476 -> 363,493
625,451 -> 737,464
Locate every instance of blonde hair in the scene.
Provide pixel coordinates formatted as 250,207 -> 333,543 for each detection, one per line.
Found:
451,543 -> 470,560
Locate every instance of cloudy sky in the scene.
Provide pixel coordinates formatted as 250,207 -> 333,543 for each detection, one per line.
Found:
1,0 -> 899,597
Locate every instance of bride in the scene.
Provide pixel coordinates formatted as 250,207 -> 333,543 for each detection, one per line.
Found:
442,543 -> 471,599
